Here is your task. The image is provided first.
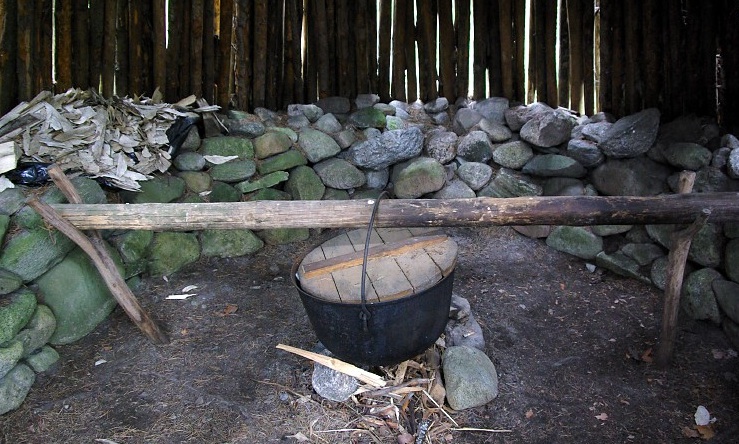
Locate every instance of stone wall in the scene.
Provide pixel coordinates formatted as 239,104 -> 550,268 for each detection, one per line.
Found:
1,94 -> 739,414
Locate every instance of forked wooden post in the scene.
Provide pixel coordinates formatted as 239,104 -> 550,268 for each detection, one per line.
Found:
27,165 -> 169,345
655,171 -> 707,367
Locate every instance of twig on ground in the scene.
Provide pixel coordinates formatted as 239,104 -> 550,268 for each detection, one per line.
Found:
452,427 -> 514,433
422,389 -> 459,428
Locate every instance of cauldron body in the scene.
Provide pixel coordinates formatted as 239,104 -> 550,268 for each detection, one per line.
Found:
292,260 -> 454,367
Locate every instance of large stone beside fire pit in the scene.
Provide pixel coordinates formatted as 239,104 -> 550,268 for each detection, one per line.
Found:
443,346 -> 499,410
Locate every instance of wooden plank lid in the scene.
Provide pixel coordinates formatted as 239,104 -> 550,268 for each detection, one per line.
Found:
297,228 -> 457,304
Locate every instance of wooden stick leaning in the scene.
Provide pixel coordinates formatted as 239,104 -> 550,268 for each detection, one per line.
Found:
26,165 -> 169,345
655,171 -> 708,367
276,344 -> 386,388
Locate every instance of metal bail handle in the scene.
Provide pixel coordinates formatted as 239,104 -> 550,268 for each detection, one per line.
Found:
359,191 -> 390,332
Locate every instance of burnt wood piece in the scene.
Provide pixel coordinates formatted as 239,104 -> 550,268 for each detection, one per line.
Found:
49,193 -> 739,231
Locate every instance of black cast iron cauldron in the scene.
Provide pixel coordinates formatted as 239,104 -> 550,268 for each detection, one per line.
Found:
292,264 -> 454,367
292,193 -> 455,367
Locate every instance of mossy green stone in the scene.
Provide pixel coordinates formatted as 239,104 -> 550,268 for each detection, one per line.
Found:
14,177 -> 107,229
0,340 -> 23,379
322,188 -> 350,200
257,150 -> 307,175
200,229 -> 264,258
349,107 -> 387,129
24,345 -> 60,373
0,215 -> 9,244
0,363 -> 35,415
208,159 -> 257,182
38,246 -> 122,345
235,171 -> 289,193
0,289 -> 37,344
120,176 -> 186,203
248,188 -> 292,201
173,151 -> 206,171
0,229 -> 75,282
200,136 -> 254,159
0,269 -> 23,295
284,165 -> 325,200
266,126 -> 298,143
258,228 -> 310,245
147,232 -> 200,276
254,132 -> 293,159
0,188 -> 25,216
13,305 -> 56,357
110,230 -> 153,278
209,181 -> 242,202
178,171 -> 213,193
179,194 -> 205,203
546,226 -> 604,260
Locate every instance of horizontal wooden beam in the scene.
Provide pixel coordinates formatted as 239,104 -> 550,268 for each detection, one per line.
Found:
46,193 -> 739,231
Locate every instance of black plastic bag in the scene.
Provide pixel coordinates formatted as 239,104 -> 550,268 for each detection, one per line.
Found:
6,162 -> 51,186
166,115 -> 201,156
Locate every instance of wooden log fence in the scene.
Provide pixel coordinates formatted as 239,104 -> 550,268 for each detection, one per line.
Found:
0,1 -> 737,132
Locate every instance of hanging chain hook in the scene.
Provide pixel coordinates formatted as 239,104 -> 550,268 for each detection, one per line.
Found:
359,191 -> 390,332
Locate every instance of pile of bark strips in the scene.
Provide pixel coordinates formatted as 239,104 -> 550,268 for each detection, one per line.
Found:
0,88 -> 203,191
279,343 -> 506,443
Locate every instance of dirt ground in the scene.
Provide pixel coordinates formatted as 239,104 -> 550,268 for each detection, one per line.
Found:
2,226 -> 738,443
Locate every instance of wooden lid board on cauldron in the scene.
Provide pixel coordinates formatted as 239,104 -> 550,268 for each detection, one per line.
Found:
297,228 -> 457,304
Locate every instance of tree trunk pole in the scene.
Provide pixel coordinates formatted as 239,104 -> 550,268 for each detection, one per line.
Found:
216,0 -> 234,109
498,0 -> 514,101
54,0 -> 73,92
455,0 -> 471,100
48,193 -> 739,232
102,0 -> 118,97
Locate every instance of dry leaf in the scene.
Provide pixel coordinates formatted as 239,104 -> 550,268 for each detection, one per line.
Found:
640,347 -> 654,363
595,413 -> 608,421
682,426 -> 701,438
525,409 -> 535,419
696,424 -> 715,440
217,304 -> 239,316
429,379 -> 446,406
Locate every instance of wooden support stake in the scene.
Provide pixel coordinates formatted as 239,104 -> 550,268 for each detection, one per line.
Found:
34,165 -> 169,345
655,171 -> 704,368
